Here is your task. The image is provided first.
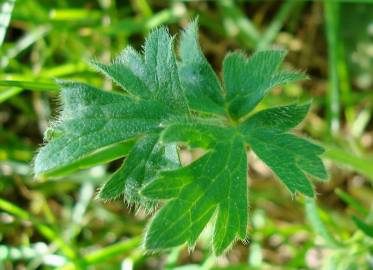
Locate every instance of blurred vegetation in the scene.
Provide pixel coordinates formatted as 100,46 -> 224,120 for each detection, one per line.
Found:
1,0 -> 373,269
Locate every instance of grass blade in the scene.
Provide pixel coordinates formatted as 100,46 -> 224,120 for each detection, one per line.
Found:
0,80 -> 59,91
0,86 -> 23,103
39,140 -> 135,178
258,0 -> 296,49
324,0 -> 341,135
352,215 -> 373,238
0,198 -> 78,261
305,198 -> 341,248
0,0 -> 16,47
102,5 -> 186,36
218,0 -> 261,47
49,9 -> 102,21
57,237 -> 141,270
323,144 -> 373,183
0,25 -> 51,68
335,188 -> 369,217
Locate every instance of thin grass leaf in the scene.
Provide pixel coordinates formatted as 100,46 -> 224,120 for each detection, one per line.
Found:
0,25 -> 51,68
257,0 -> 296,49
0,0 -> 16,47
324,0 -> 341,135
305,198 -> 341,248
0,80 -> 59,92
335,188 -> 369,217
323,144 -> 373,183
0,198 -> 78,261
0,87 -> 23,103
352,216 -> 373,238
217,0 -> 261,47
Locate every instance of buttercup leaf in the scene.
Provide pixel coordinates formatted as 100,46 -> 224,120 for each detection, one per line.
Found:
34,21 -> 327,254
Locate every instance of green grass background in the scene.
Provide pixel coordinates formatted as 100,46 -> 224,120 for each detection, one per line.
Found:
1,0 -> 373,269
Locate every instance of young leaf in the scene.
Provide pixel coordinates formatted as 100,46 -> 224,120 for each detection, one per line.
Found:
34,21 -> 327,254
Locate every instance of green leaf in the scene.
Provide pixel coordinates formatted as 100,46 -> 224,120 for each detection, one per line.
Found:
91,47 -> 152,98
144,27 -> 188,112
239,103 -> 311,132
244,131 -> 325,197
305,198 -> 340,247
34,81 -> 172,175
0,0 -> 16,47
93,27 -> 188,112
40,140 -> 135,178
335,188 -> 369,217
223,50 -> 306,119
240,104 -> 327,197
98,133 -> 179,210
0,80 -> 59,91
34,21 -> 327,254
178,20 -> 225,114
142,124 -> 247,254
352,215 -> 373,238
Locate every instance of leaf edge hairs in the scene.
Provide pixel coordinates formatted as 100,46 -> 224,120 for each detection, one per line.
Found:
34,20 -> 328,255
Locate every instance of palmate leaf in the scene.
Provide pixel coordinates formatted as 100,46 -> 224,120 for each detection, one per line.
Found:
34,20 -> 327,254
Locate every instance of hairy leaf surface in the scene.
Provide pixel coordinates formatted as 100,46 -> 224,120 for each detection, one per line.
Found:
98,133 -> 179,209
178,20 -> 224,114
34,21 -> 327,254
34,82 -> 172,174
223,50 -> 306,119
239,103 -> 327,197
